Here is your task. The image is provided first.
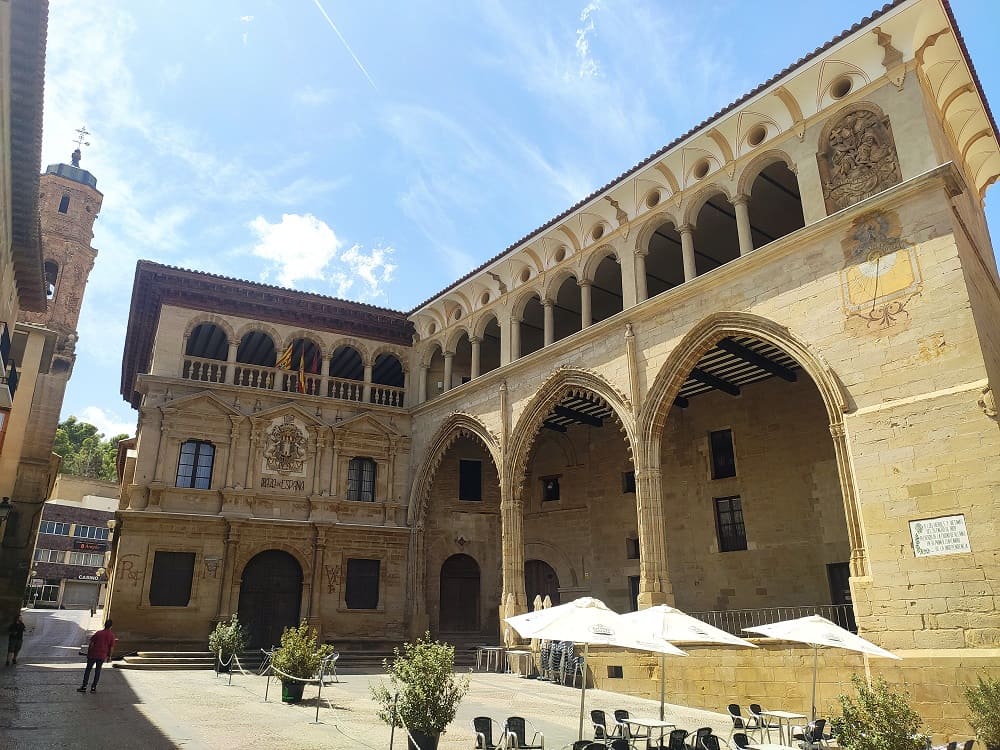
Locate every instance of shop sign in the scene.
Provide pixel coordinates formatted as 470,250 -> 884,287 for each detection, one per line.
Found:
910,514 -> 971,557
31,578 -> 44,586
77,574 -> 102,581
73,540 -> 107,552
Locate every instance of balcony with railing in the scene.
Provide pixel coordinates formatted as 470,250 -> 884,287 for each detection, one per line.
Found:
0,358 -> 19,408
687,603 -> 857,636
181,355 -> 406,408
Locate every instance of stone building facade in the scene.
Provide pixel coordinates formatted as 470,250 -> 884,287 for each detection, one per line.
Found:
110,0 -> 1000,736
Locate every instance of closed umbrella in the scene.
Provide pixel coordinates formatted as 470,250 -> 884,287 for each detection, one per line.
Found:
621,605 -> 757,720
744,614 -> 900,721
506,597 -> 686,740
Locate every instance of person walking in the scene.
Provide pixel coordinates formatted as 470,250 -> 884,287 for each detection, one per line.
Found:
77,619 -> 115,693
5,613 -> 25,665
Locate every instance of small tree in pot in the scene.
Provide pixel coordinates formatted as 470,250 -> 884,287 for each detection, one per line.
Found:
208,615 -> 249,673
271,621 -> 334,704
371,633 -> 470,750
966,675 -> 1000,750
833,675 -> 929,750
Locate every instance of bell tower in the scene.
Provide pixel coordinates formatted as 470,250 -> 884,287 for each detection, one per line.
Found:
20,144 -> 102,373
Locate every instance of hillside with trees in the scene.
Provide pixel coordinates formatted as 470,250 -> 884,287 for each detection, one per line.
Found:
52,417 -> 130,481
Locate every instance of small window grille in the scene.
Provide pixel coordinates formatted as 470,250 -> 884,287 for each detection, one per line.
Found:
714,495 -> 747,552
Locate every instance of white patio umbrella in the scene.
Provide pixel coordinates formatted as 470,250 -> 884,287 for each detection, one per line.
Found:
505,597 -> 686,740
621,605 -> 757,720
744,614 -> 901,721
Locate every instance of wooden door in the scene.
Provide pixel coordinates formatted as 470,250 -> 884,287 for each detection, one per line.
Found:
439,554 -> 480,632
524,559 -> 561,606
238,550 -> 303,648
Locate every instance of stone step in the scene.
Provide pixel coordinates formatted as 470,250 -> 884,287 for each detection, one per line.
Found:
137,651 -> 213,658
115,662 -> 215,671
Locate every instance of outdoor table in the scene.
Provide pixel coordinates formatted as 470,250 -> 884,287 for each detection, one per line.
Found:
622,717 -> 675,748
759,711 -> 807,745
481,646 -> 505,672
505,649 -> 533,677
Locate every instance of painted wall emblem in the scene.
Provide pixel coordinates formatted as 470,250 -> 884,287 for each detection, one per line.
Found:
840,212 -> 920,331
263,415 -> 307,475
819,107 -> 902,213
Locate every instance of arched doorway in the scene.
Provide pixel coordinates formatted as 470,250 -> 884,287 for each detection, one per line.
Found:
238,550 -> 303,648
439,554 -> 480,632
525,559 -> 560,606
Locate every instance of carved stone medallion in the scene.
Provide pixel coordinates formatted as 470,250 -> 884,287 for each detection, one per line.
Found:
819,106 -> 902,213
263,415 -> 307,474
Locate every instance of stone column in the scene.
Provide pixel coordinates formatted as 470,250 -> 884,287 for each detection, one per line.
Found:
224,416 -> 241,488
442,351 -> 454,392
417,364 -> 428,404
470,336 -> 481,379
543,299 -> 554,346
218,523 -> 240,618
226,340 -> 239,385
510,317 -> 522,361
579,281 -> 592,329
830,422 -> 868,577
402,368 -> 411,407
679,224 -> 697,282
733,194 -> 755,256
406,527 -> 430,638
320,353 -> 332,398
499,484 -> 527,617
362,362 -> 373,404
309,527 -> 326,619
634,251 -> 648,303
634,461 -> 673,607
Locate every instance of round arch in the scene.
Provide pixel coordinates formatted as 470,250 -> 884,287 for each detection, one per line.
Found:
236,548 -> 306,648
581,243 -> 621,282
637,311 -> 865,575
420,340 -> 445,369
472,310 -> 501,340
407,413 -> 501,527
369,343 -> 407,369
505,367 -> 636,500
511,288 -> 543,321
633,208 -> 682,256
443,325 -> 474,356
736,148 -> 799,198
681,183 -> 735,227
327,336 -> 371,365
540,268 -> 579,302
183,315 -> 235,344
233,322 -> 283,351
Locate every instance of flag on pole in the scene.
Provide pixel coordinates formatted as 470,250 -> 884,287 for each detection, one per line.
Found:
276,344 -> 294,370
298,357 -> 306,393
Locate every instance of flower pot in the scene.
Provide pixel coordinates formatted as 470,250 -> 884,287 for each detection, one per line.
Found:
215,657 -> 230,673
281,679 -> 305,703
407,730 -> 440,750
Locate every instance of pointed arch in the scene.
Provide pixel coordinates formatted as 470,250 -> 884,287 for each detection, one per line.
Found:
505,367 -> 636,501
408,413 -> 501,528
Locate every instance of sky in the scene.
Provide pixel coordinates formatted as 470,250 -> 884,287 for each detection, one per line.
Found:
39,0 -> 1000,440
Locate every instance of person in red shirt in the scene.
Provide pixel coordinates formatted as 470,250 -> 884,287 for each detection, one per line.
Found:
77,619 -> 115,693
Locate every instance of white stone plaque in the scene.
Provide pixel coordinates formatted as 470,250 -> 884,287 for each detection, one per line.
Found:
909,514 -> 971,557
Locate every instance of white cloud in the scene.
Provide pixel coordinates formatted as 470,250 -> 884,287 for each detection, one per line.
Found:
293,85 -> 337,107
249,213 -> 342,288
576,1 -> 601,78
77,406 -> 136,439
334,244 -> 396,298
240,15 -> 254,23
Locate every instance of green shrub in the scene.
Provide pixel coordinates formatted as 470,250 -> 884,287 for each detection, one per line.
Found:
965,674 -> 1000,748
833,675 -> 928,750
208,614 -> 248,662
370,633 -> 470,736
271,621 -> 334,680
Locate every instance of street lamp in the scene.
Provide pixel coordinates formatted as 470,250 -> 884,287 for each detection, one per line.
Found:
29,568 -> 38,608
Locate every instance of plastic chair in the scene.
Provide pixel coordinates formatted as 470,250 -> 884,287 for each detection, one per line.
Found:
584,744 -> 606,750
505,717 -> 544,750
666,729 -> 689,750
699,736 -> 727,750
608,740 -> 629,750
747,705 -> 778,742
791,719 -> 828,748
613,710 -> 631,742
473,717 -> 506,750
591,710 -> 610,741
731,734 -> 751,750
688,728 -> 713,749
572,742 -> 593,750
726,705 -> 759,742
963,742 -> 975,750
571,655 -> 587,689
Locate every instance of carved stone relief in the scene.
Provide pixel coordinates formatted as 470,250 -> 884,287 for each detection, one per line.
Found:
262,415 -> 308,475
819,106 -> 902,214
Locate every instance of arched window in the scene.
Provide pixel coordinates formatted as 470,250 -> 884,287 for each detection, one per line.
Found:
185,323 -> 228,360
176,440 -> 214,489
236,331 -> 277,366
347,457 -> 376,502
58,195 -> 70,214
329,345 -> 364,380
44,261 -> 59,300
747,162 -> 805,248
372,353 -> 404,388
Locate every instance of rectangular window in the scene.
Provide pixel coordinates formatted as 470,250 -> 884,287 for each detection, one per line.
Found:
625,537 -> 640,560
458,459 -> 482,501
176,440 -> 214,489
541,476 -> 560,502
622,471 -> 636,494
714,495 -> 747,552
73,525 -> 110,541
39,521 -> 70,536
345,558 -> 380,609
628,575 -> 640,612
65,551 -> 105,567
148,551 -> 196,606
710,429 -> 736,479
347,457 -> 377,502
33,548 -> 65,563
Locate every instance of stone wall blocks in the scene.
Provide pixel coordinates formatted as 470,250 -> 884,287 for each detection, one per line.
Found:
946,595 -> 994,613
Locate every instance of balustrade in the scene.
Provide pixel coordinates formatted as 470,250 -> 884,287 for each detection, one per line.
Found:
181,357 -> 404,409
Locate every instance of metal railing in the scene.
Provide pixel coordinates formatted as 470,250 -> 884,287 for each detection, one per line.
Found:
2,359 -> 19,399
687,603 -> 857,636
183,355 -> 405,408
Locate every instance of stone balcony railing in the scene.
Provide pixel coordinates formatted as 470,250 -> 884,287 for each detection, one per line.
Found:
181,355 -> 406,408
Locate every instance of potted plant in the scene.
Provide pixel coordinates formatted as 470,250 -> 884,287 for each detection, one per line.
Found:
270,621 -> 334,704
966,674 -> 1000,750
208,614 -> 249,673
833,674 -> 929,750
371,633 -> 470,750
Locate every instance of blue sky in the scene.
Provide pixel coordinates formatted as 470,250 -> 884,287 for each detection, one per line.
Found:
40,0 -> 1000,438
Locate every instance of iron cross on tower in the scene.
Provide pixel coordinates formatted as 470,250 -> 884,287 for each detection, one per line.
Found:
71,126 -> 90,167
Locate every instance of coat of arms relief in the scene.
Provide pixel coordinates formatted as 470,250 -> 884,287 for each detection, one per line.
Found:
819,105 -> 902,214
263,415 -> 308,475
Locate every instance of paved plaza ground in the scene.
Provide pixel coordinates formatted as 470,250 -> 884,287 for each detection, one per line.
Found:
0,609 -> 733,750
